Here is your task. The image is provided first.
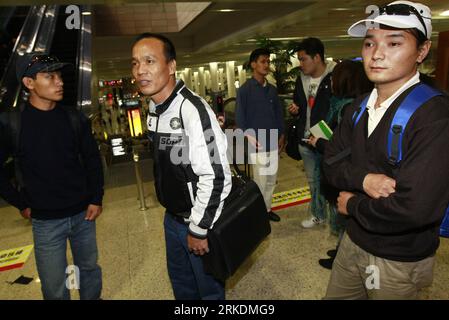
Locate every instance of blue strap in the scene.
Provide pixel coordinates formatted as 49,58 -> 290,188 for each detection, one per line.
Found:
353,84 -> 448,237
441,206 -> 449,238
353,95 -> 369,127
387,84 -> 442,165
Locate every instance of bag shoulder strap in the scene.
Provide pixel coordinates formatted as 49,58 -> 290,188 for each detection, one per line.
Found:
387,83 -> 442,165
60,105 -> 82,146
178,95 -> 245,178
9,111 -> 21,154
178,98 -> 187,129
352,84 -> 443,165
352,95 -> 369,127
7,103 -> 25,188
440,206 -> 449,238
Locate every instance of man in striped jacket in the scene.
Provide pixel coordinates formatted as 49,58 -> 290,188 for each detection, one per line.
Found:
132,33 -> 232,300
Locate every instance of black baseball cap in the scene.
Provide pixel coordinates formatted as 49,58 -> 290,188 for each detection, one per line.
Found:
16,53 -> 72,81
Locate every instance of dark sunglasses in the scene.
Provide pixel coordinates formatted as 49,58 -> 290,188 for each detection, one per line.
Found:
379,3 -> 427,38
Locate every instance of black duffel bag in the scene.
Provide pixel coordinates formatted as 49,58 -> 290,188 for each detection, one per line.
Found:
202,170 -> 271,282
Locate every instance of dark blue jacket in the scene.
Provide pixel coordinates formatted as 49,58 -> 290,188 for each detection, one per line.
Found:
235,78 -> 284,151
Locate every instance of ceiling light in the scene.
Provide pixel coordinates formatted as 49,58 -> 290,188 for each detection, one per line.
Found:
218,9 -> 235,13
82,11 -> 91,15
440,10 -> 449,16
331,8 -> 351,11
269,37 -> 302,41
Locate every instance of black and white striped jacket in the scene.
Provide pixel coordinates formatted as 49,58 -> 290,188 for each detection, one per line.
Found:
147,80 -> 232,238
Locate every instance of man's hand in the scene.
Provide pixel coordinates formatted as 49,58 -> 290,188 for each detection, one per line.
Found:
85,204 -> 103,221
337,191 -> 355,215
217,115 -> 225,129
278,134 -> 286,154
307,135 -> 318,148
363,174 -> 396,199
245,135 -> 262,151
20,208 -> 31,220
288,102 -> 299,116
187,234 -> 209,256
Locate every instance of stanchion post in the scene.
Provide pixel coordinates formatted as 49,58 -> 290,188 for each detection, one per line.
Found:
133,151 -> 149,211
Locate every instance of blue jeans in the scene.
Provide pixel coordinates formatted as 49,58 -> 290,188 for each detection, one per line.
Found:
164,213 -> 225,300
31,211 -> 102,300
327,202 -> 348,241
298,144 -> 326,220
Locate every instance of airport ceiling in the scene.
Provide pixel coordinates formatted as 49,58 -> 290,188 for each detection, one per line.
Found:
5,1 -> 449,80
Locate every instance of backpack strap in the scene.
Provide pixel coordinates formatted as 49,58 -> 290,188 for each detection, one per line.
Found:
9,111 -> 21,155
60,105 -> 82,150
387,83 -> 442,165
6,104 -> 84,188
440,206 -> 449,238
8,103 -> 25,188
352,95 -> 369,127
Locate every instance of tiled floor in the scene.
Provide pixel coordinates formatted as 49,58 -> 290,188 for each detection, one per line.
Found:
0,154 -> 448,300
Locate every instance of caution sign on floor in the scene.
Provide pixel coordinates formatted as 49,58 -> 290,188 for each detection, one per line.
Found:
0,245 -> 34,272
271,187 -> 311,211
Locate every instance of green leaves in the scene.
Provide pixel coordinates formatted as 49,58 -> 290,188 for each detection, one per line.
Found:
254,37 -> 300,94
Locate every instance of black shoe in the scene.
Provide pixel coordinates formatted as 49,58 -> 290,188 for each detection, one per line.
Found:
319,257 -> 334,270
268,211 -> 281,222
327,248 -> 338,258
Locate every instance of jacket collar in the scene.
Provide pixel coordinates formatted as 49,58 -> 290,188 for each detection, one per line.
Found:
249,77 -> 267,87
300,60 -> 336,85
155,80 -> 185,115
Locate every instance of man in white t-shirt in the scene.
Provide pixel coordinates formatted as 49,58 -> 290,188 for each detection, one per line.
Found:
288,37 -> 335,228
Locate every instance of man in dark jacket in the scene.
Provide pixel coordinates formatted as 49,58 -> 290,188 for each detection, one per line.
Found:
288,37 -> 335,228
236,48 -> 285,222
0,54 -> 104,300
323,1 -> 449,299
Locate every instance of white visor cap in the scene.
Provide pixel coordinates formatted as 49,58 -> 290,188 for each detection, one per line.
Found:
348,1 -> 432,39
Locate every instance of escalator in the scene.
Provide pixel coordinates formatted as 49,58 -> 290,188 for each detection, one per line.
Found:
0,4 -> 92,113
48,6 -> 80,107
0,7 -> 28,80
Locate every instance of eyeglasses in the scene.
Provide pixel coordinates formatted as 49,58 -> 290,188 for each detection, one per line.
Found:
26,55 -> 59,71
379,3 -> 427,38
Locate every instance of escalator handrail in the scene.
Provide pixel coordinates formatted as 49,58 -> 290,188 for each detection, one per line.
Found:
0,5 -> 60,110
77,5 -> 92,113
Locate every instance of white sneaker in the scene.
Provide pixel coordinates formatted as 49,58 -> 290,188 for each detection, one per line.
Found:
301,216 -> 325,228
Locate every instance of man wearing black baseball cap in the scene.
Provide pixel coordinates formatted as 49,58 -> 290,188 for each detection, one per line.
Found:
16,53 -> 72,81
0,53 -> 104,299
323,1 -> 449,299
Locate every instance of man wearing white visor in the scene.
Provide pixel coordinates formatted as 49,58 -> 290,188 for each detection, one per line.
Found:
322,1 -> 449,299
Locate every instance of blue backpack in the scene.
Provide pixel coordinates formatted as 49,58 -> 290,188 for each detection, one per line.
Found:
353,83 -> 449,238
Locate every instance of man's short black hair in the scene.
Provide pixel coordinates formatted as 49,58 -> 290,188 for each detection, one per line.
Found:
133,33 -> 176,62
379,24 -> 428,48
249,48 -> 271,64
296,37 -> 325,62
